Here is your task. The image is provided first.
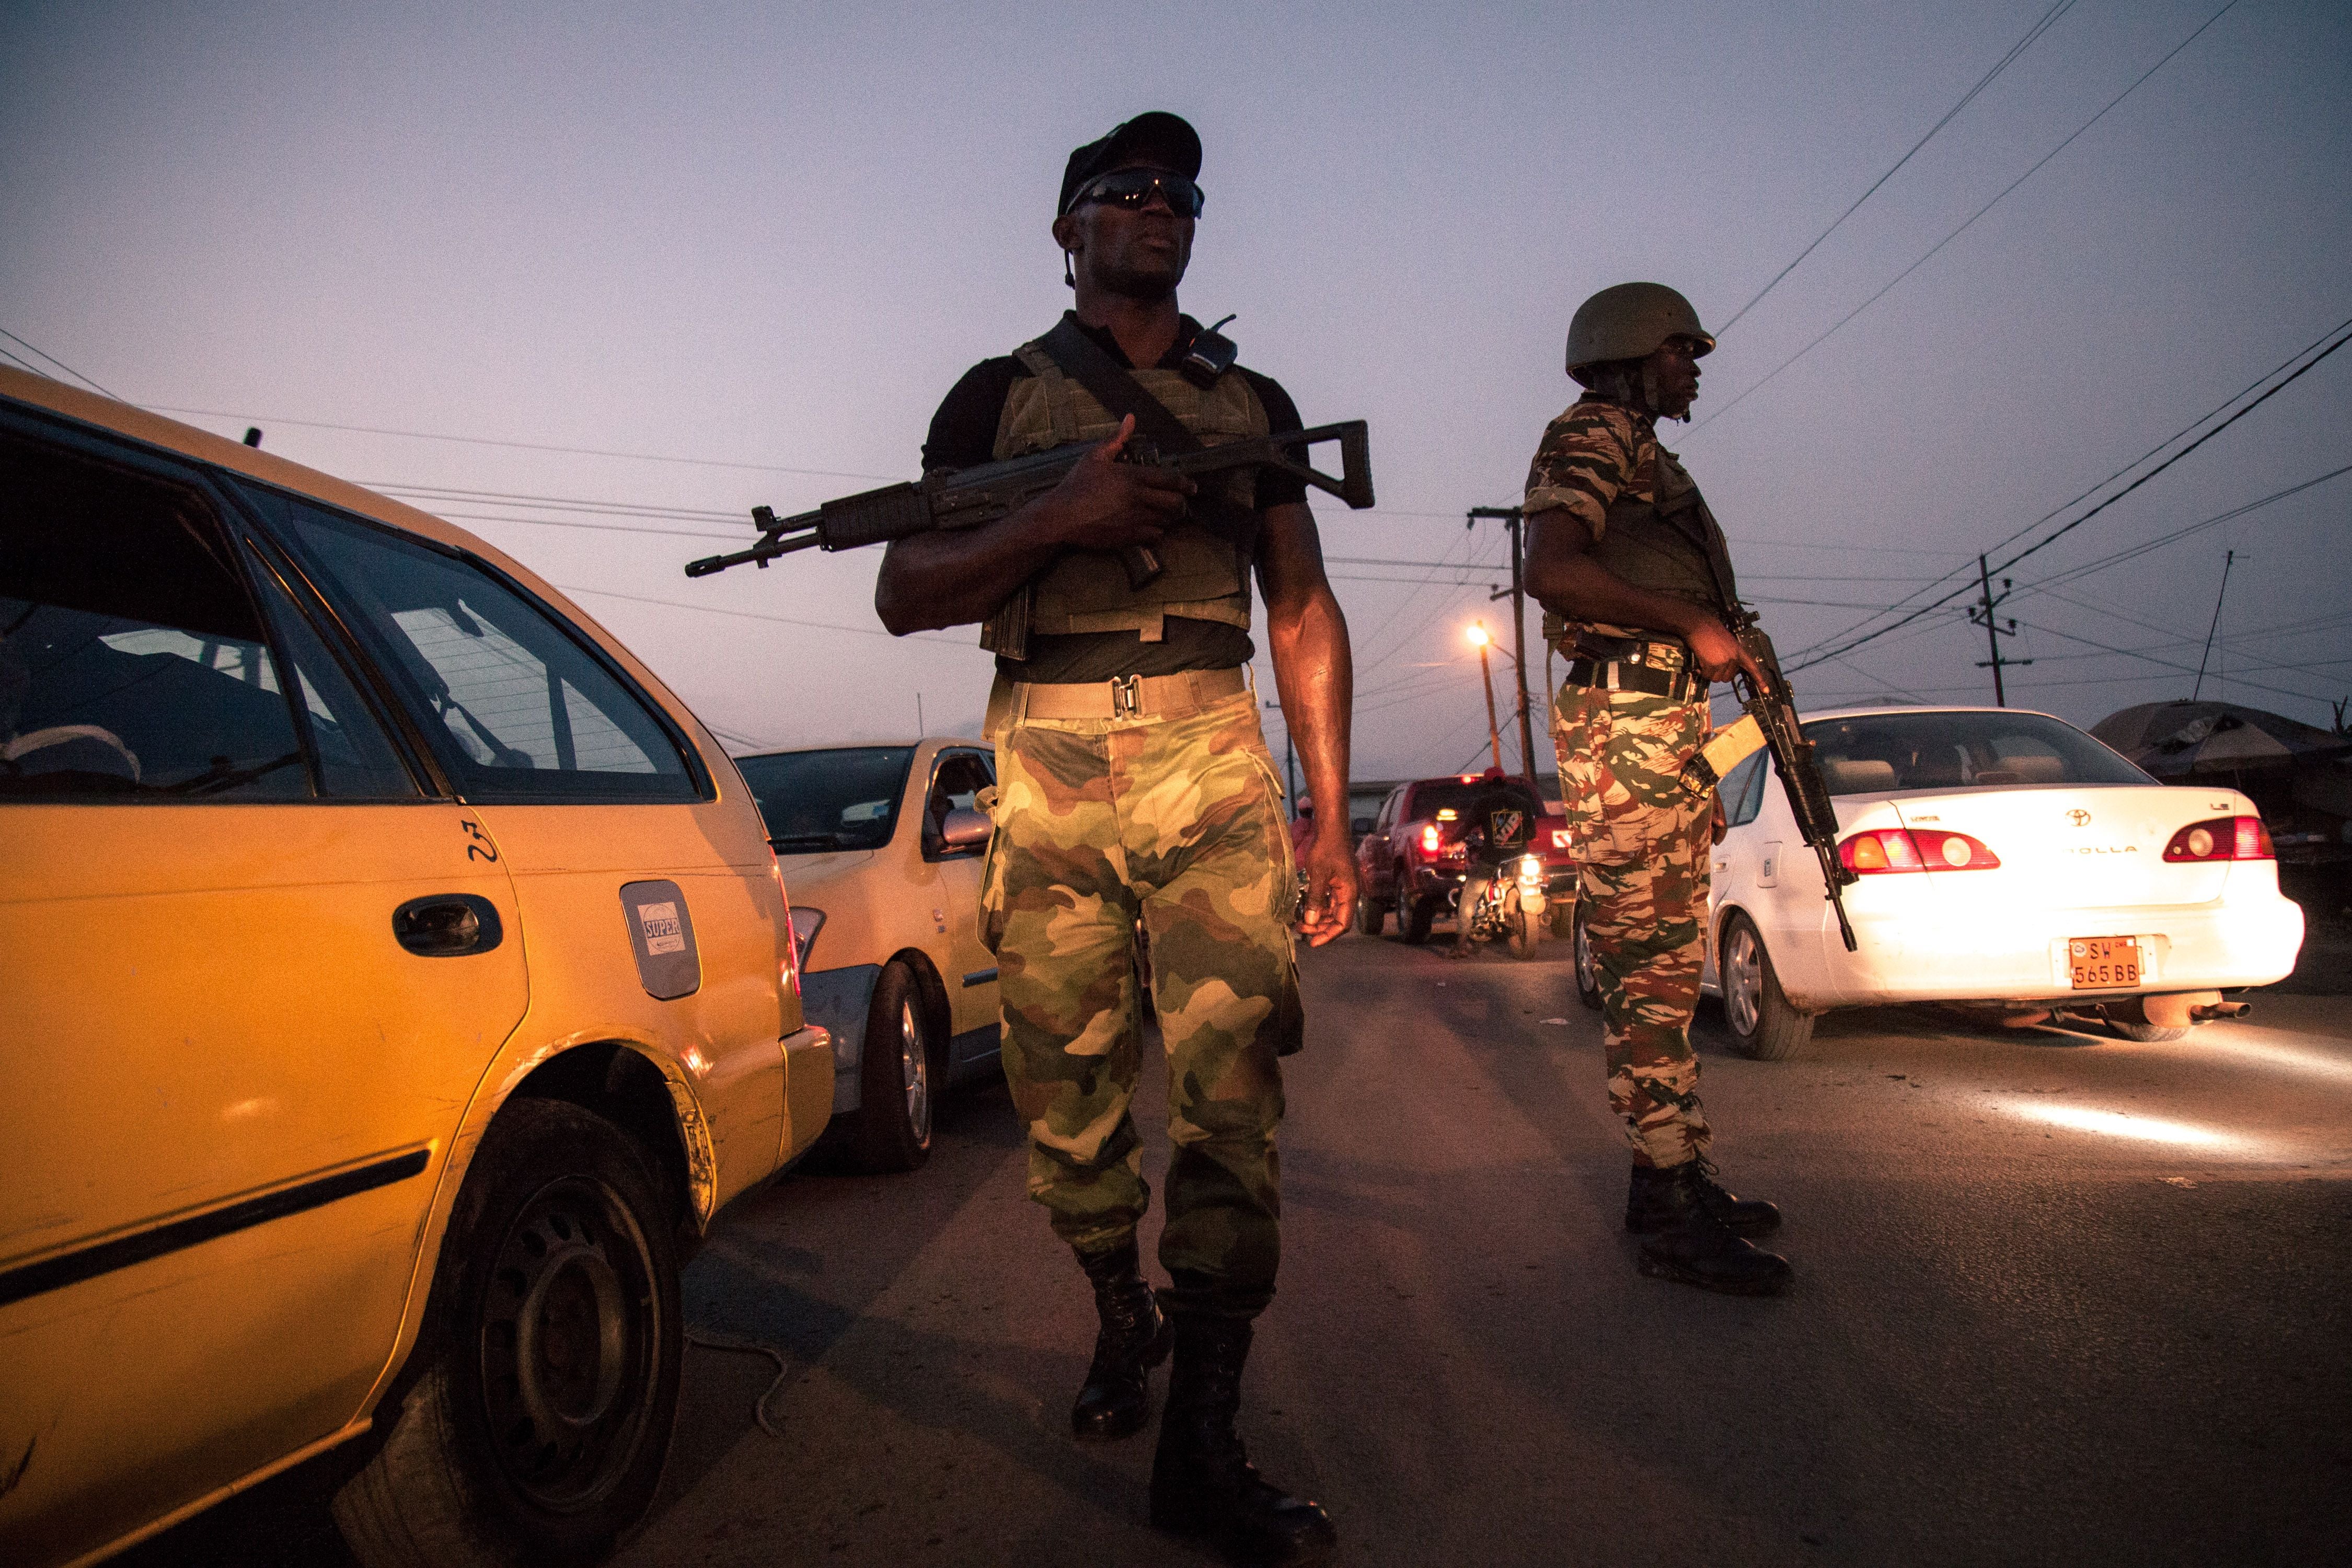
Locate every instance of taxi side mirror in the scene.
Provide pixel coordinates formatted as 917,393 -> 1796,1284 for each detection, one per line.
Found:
940,808 -> 992,850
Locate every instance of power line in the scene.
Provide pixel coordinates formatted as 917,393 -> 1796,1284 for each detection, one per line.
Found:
0,327 -> 119,399
2011,461 -> 2351,597
150,406 -> 903,483
1788,319 -> 2352,673
1691,0 -> 2244,434
1716,0 -> 2080,335
554,584 -> 971,647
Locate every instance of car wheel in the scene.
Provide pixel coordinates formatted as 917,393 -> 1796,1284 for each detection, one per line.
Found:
857,961 -> 936,1172
1572,900 -> 1602,1012
1357,886 -> 1390,936
1549,898 -> 1573,940
2104,1017 -> 2190,1043
332,1100 -> 680,1568
1720,912 -> 1813,1061
1401,885 -> 1437,946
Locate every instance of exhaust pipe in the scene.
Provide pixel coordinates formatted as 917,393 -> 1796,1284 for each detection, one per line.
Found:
2190,1000 -> 2252,1022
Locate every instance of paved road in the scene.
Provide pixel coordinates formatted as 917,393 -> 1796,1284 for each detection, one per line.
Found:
137,928 -> 2352,1567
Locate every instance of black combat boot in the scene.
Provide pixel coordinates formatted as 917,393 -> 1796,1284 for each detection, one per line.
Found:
1635,1172 -> 1794,1297
1071,1241 -> 1172,1440
1624,1156 -> 1782,1237
1150,1316 -> 1337,1566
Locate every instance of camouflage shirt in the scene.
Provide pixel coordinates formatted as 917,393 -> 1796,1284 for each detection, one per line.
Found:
1524,396 -> 1659,642
1524,396 -> 1658,543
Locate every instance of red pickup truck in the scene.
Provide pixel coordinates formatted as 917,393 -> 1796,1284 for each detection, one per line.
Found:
1355,770 -> 1577,943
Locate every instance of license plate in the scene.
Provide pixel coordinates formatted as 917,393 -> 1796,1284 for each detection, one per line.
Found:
2069,936 -> 2141,989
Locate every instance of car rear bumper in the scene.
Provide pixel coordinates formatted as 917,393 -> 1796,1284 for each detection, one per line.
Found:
798,963 -> 881,1113
1795,892 -> 2305,1008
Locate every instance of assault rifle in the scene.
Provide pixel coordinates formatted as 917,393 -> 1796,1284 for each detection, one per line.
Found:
1680,613 -> 1861,952
683,420 -> 1375,583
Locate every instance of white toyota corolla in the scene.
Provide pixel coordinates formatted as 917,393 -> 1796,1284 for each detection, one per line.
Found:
1686,706 -> 2307,1059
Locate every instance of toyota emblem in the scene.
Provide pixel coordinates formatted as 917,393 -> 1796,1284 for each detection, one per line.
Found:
2066,808 -> 2092,827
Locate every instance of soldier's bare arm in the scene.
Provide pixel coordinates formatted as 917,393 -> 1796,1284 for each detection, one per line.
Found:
874,416 -> 1193,635
1258,498 -> 1358,946
1519,402 -> 1764,687
1520,509 -> 1745,679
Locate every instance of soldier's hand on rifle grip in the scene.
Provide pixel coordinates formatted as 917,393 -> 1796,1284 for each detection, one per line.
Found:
1039,413 -> 1193,553
1685,619 -> 1767,689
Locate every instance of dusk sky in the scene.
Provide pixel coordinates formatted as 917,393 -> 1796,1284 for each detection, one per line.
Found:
5,0 -> 2345,782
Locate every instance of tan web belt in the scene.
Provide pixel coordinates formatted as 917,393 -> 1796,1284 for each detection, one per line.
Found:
1001,665 -> 1250,722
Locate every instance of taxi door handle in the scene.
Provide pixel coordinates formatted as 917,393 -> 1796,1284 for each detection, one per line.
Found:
394,894 -> 505,956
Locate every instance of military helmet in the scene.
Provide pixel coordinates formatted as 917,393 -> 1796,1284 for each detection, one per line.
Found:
1565,282 -> 1715,381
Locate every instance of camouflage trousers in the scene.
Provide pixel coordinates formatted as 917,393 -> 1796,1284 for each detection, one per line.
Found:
981,687 -> 1299,1319
1553,685 -> 1715,1169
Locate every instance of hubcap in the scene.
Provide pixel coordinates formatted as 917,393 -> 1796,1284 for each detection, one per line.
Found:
900,999 -> 931,1143
1725,926 -> 1763,1037
1576,913 -> 1596,992
477,1177 -> 658,1511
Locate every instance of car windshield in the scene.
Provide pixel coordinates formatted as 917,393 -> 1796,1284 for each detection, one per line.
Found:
734,745 -> 916,850
1801,711 -> 2151,795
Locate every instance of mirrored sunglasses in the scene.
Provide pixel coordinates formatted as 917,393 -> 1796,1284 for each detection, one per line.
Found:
1074,169 -> 1205,217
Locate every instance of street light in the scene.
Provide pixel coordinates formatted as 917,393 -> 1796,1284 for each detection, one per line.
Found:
1468,621 -> 1503,775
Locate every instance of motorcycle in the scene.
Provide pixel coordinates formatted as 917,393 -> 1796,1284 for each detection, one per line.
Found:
1452,845 -> 1547,961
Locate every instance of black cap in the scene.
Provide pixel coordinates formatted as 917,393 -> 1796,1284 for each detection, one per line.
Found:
1058,111 -> 1202,215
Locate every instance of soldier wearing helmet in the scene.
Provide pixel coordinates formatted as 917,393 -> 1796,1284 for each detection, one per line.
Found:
1521,282 -> 1794,1296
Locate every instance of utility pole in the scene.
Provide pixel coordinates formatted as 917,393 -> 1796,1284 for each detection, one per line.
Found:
1969,554 -> 2032,706
1468,505 -> 1538,787
2191,550 -> 2238,702
1468,622 -> 1505,774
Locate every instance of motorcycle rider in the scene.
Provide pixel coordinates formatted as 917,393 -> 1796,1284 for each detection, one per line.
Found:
1447,770 -> 1536,959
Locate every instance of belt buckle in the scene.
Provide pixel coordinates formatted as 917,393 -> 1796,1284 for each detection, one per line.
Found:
1111,674 -> 1142,719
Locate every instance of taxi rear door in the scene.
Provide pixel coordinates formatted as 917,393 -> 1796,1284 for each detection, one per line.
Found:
250,490 -> 794,1204
0,424 -> 529,1568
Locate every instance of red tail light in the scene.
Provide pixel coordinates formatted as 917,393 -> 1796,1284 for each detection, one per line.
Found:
2163,815 -> 2274,862
1838,828 -> 2001,874
1421,824 -> 1440,853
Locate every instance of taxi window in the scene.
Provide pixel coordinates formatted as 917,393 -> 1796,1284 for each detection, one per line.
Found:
923,751 -> 994,854
2,433 -> 308,801
255,491 -> 702,803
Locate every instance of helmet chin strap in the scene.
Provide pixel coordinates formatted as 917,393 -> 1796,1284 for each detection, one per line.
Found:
1639,360 -> 1691,423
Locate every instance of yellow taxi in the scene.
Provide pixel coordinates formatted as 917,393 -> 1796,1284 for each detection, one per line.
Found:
733,740 -> 1002,1170
0,366 -> 832,1568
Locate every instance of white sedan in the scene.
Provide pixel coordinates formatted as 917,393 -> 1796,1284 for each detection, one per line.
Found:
1688,706 -> 2307,1058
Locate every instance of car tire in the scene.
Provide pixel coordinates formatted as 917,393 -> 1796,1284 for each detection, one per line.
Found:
1402,886 -> 1438,946
1357,886 -> 1390,936
1549,898 -> 1574,940
1572,900 -> 1603,1012
857,960 -> 936,1173
331,1100 -> 681,1568
1720,912 -> 1814,1062
1506,894 -> 1539,961
2104,1017 -> 2190,1043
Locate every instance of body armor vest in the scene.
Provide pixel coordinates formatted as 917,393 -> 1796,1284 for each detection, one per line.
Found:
1541,440 -> 1740,652
981,338 -> 1268,658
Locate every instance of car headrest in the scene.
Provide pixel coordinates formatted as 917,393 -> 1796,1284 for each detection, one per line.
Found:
1819,758 -> 1897,795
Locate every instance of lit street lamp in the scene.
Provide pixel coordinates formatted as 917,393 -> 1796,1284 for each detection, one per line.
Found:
1468,621 -> 1504,775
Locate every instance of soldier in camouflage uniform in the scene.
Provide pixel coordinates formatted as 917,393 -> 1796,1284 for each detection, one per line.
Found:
876,113 -> 1351,1565
1523,282 -> 1793,1296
